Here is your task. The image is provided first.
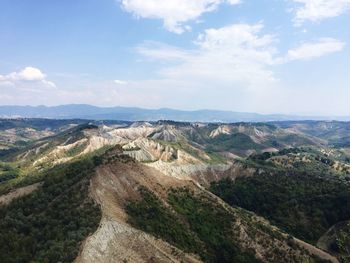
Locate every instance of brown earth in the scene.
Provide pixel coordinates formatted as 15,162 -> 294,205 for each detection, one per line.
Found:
0,182 -> 42,206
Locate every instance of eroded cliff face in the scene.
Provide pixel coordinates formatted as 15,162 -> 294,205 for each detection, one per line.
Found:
26,123 -> 232,182
76,218 -> 202,263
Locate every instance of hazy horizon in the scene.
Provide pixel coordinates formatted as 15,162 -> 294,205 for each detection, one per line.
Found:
2,103 -> 350,120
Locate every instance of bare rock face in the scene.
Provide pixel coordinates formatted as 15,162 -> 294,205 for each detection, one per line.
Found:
209,125 -> 232,138
122,138 -> 178,162
76,218 -> 201,263
145,161 -> 230,180
150,125 -> 184,142
121,137 -> 228,180
107,125 -> 157,141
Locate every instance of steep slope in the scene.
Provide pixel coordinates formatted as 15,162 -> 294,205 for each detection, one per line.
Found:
210,149 -> 350,247
76,154 -> 201,263
75,149 -> 336,263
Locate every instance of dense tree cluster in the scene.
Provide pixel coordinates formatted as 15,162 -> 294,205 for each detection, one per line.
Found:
210,174 -> 350,244
126,187 -> 261,263
0,157 -> 101,263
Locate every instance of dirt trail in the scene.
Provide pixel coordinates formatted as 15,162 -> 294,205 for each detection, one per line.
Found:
0,182 -> 42,206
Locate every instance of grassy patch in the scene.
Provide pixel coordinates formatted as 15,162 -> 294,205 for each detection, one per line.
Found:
206,133 -> 262,152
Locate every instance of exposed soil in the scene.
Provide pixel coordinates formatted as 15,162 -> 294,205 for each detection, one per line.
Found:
0,182 -> 42,206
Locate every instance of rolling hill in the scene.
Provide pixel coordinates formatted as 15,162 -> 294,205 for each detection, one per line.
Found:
1,119 -> 350,262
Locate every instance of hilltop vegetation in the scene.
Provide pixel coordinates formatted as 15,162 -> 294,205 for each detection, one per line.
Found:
210,164 -> 350,244
0,156 -> 101,262
0,162 -> 19,183
126,186 -> 330,263
126,187 -> 261,263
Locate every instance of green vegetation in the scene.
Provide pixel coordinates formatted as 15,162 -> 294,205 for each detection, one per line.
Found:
126,187 -> 201,252
0,162 -> 19,183
126,187 -> 261,263
168,188 -> 261,263
0,147 -> 21,159
207,133 -> 262,152
2,119 -> 350,262
65,140 -> 89,157
0,119 -> 84,131
0,123 -> 95,164
210,175 -> 350,244
185,122 -> 317,157
0,125 -> 114,196
246,147 -> 350,179
334,223 -> 350,258
205,150 -> 228,163
0,157 -> 102,263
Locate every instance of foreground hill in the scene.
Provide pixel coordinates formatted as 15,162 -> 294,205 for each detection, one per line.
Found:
1,119 -> 350,262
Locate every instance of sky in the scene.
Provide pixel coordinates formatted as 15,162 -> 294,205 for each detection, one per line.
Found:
0,0 -> 349,115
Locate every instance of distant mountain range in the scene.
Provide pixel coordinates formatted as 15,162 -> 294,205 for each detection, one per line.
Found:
0,104 -> 349,122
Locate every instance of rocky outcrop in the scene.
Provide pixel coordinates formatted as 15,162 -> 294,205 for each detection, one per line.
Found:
209,125 -> 232,138
146,161 -> 230,180
122,138 -> 178,162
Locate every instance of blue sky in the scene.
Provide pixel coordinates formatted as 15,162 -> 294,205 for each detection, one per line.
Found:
0,0 -> 349,115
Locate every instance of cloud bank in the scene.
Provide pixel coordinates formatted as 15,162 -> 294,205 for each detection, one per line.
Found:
287,38 -> 345,61
138,23 -> 344,85
0,67 -> 56,88
119,0 -> 241,33
293,0 -> 350,25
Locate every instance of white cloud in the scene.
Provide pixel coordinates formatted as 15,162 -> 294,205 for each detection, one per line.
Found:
15,67 -> 45,81
137,42 -> 189,61
0,67 -> 56,88
292,0 -> 350,25
114,79 -> 128,85
125,23 -> 347,112
119,0 -> 241,33
137,24 -> 345,86
287,38 -> 345,61
138,23 -> 279,85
